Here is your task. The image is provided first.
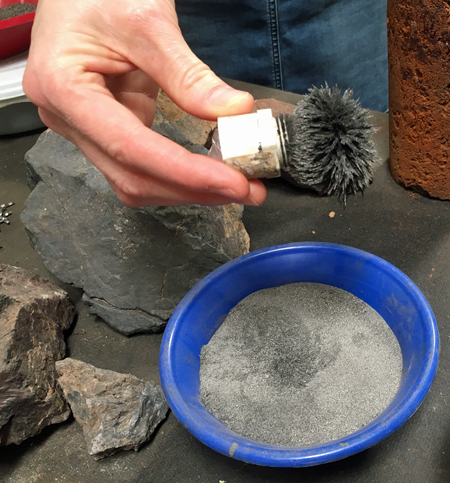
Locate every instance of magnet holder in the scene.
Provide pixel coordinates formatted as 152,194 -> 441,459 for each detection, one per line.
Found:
218,109 -> 281,179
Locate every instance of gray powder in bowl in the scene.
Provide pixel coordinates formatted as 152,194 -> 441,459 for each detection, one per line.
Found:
199,283 -> 403,447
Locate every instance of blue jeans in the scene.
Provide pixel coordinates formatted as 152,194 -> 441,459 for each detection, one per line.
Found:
177,0 -> 388,112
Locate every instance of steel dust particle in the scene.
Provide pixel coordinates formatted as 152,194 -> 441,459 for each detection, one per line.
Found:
0,202 -> 14,230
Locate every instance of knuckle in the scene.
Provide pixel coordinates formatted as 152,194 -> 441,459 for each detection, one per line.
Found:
120,1 -> 178,47
23,61 -> 69,111
105,139 -> 129,165
178,62 -> 214,93
105,125 -> 148,167
113,178 -> 146,206
36,109 -> 54,128
123,2 -> 167,29
23,67 -> 45,107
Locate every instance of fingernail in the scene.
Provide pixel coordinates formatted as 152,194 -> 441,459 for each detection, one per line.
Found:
208,85 -> 251,107
215,187 -> 239,199
245,196 -> 261,207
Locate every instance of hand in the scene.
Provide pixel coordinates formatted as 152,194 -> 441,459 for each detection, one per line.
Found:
23,0 -> 267,207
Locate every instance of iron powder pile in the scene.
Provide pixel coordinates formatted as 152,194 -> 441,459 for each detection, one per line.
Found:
0,3 -> 35,22
200,283 -> 403,447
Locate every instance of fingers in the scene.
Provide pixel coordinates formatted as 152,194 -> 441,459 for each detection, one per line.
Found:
54,80 -> 255,195
38,106 -> 267,207
105,170 -> 267,207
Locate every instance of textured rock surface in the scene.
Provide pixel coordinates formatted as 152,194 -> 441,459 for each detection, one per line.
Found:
21,112 -> 250,335
388,0 -> 450,199
157,90 -> 216,146
56,358 -> 169,459
253,98 -> 296,117
151,104 -> 211,155
0,264 -> 75,445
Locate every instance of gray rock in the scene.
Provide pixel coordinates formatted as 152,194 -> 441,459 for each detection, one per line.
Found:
0,264 -> 75,445
82,294 -> 168,335
55,358 -> 169,459
21,113 -> 250,335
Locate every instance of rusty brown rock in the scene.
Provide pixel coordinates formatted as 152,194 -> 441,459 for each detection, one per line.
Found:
388,0 -> 450,199
253,98 -> 296,117
157,90 -> 216,146
0,264 -> 75,445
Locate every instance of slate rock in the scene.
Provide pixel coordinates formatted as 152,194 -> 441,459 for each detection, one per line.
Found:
81,294 -> 167,335
0,264 -> 75,445
21,125 -> 249,335
55,358 -> 169,459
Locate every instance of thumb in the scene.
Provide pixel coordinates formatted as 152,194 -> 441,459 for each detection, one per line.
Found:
159,50 -> 255,120
154,45 -> 254,121
124,7 -> 254,120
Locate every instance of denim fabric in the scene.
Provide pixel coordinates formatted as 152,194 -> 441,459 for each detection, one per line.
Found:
176,0 -> 388,112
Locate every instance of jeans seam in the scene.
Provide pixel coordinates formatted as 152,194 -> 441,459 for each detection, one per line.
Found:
268,0 -> 283,90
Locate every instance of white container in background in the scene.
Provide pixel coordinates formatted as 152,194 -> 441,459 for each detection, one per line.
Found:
0,51 -> 44,135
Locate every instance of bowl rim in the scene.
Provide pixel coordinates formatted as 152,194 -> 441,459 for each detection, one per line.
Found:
159,242 -> 440,467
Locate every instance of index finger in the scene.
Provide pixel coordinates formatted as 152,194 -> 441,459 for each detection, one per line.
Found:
57,77 -> 254,200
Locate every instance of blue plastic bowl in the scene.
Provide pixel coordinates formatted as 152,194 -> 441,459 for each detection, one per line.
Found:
159,242 -> 439,467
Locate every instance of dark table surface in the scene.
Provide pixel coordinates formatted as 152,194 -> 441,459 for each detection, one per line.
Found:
0,80 -> 449,483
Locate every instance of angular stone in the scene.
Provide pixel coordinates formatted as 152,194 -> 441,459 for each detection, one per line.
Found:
81,294 -> 168,335
156,90 -> 216,147
55,358 -> 169,459
21,125 -> 249,335
151,107 -> 209,155
0,264 -> 75,445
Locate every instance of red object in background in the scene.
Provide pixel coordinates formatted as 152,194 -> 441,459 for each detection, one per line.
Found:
0,0 -> 38,60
